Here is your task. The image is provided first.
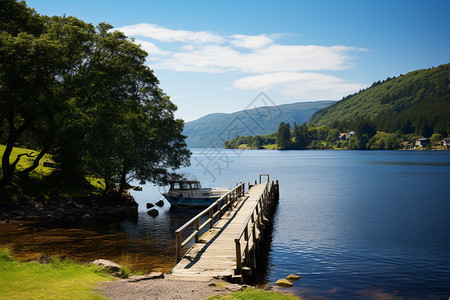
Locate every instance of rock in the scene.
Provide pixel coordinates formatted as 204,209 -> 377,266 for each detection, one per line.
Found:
147,209 -> 159,217
155,200 -> 164,207
81,213 -> 92,220
126,273 -> 164,282
286,274 -> 301,281
44,214 -> 58,221
146,203 -> 154,209
133,186 -> 143,191
90,259 -> 122,277
38,255 -> 52,264
275,279 -> 293,288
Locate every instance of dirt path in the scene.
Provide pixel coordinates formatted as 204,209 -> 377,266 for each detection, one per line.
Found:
100,273 -> 247,300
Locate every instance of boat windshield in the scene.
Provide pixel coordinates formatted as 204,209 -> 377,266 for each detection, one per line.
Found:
170,181 -> 201,191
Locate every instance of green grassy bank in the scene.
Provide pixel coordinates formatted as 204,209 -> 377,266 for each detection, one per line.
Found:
0,145 -> 103,203
209,288 -> 299,300
0,248 -> 113,300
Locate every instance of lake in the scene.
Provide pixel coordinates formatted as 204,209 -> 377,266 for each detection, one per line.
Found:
1,149 -> 449,299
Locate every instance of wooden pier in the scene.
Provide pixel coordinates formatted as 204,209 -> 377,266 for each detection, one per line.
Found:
170,175 -> 279,282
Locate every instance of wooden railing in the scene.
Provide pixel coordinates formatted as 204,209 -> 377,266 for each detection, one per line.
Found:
234,180 -> 274,275
175,182 -> 246,262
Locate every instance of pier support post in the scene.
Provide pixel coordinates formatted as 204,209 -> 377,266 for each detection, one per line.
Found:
176,233 -> 182,262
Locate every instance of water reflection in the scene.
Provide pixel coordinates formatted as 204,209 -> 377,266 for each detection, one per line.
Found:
0,207 -> 202,272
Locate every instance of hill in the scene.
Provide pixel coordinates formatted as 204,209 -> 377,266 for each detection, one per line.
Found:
309,63 -> 450,135
183,101 -> 335,148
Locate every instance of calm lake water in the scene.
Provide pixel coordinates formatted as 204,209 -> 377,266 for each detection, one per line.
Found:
1,149 -> 449,299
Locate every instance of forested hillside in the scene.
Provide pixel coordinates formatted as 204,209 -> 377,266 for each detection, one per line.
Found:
309,63 -> 449,136
184,101 -> 334,147
225,64 -> 449,151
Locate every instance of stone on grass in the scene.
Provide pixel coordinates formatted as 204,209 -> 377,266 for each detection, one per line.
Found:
275,278 -> 293,288
91,259 -> 122,277
286,274 -> 301,281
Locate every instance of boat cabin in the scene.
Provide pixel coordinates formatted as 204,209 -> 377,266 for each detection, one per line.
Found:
169,180 -> 202,191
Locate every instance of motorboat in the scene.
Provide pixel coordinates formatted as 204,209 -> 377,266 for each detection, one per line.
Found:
161,179 -> 229,208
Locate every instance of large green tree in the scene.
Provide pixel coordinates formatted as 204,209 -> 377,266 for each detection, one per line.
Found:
0,10 -> 95,185
0,1 -> 190,190
82,25 -> 190,192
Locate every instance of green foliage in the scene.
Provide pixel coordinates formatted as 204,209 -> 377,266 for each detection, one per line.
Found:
276,122 -> 291,149
208,287 -> 299,300
0,144 -> 103,202
0,247 -> 13,261
0,248 -> 112,299
0,1 -> 190,191
309,64 -> 450,136
430,133 -> 442,145
292,123 -> 310,149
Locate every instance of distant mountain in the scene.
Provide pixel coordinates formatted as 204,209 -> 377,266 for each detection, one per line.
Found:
183,101 -> 335,148
309,63 -> 450,135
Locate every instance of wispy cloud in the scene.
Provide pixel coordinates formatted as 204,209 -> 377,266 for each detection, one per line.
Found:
233,72 -> 366,100
230,34 -> 274,49
115,23 -> 367,100
134,39 -> 171,56
117,23 -> 224,44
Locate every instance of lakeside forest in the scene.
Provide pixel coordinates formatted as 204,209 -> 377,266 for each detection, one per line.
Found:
0,0 -> 190,200
225,63 -> 450,150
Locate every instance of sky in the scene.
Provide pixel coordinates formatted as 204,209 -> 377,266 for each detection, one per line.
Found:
26,0 -> 450,122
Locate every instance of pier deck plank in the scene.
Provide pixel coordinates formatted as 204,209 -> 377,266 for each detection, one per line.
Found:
170,184 -> 266,280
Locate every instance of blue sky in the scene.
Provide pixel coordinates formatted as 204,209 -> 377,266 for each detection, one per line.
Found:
27,0 -> 450,122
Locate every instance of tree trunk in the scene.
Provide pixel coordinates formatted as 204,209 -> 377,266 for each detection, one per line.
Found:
1,114 -> 28,186
118,166 -> 128,195
20,142 -> 51,175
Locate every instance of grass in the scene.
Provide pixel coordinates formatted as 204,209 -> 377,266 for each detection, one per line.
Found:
263,144 -> 279,150
0,144 -> 104,203
0,247 -> 113,300
208,288 -> 300,300
0,144 -> 55,177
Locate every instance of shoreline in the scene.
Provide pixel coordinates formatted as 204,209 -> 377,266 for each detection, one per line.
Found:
0,192 -> 138,225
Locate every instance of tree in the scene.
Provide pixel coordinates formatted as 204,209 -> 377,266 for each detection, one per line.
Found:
1,2 -> 191,190
73,24 -> 190,192
276,122 -> 291,150
420,122 -> 433,138
0,13 -> 95,185
430,133 -> 442,146
355,120 -> 377,139
326,128 -> 340,142
251,135 -> 263,149
292,123 -> 309,149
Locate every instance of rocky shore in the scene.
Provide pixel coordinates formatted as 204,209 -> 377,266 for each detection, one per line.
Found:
0,192 -> 138,225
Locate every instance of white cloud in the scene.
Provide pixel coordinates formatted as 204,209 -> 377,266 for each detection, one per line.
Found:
134,39 -> 171,56
116,23 -> 224,44
115,23 -> 368,100
152,44 -> 363,74
233,72 -> 366,100
230,34 -> 274,49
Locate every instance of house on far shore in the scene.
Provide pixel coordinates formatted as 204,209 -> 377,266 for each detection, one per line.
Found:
415,138 -> 430,148
440,138 -> 450,149
338,131 -> 354,141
